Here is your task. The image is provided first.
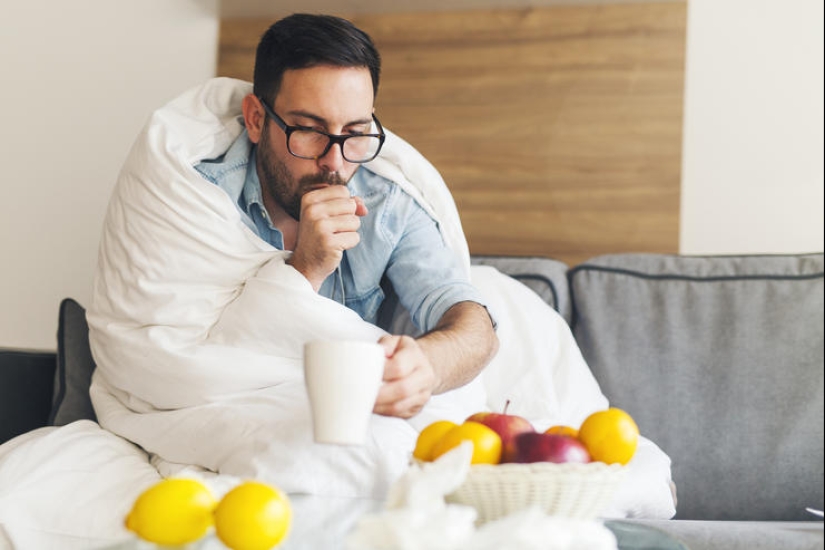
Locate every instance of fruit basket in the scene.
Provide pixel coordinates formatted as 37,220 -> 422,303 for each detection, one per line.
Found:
445,461 -> 626,524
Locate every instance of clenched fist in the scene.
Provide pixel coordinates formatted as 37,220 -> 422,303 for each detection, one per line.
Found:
287,185 -> 367,291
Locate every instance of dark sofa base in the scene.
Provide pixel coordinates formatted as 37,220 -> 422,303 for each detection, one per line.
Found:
0,349 -> 56,445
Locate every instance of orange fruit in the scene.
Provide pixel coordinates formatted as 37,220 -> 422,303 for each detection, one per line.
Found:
577,407 -> 639,465
430,421 -> 502,464
413,420 -> 458,461
545,425 -> 579,438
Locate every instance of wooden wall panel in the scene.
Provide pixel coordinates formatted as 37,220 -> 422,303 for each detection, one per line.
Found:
219,3 -> 686,265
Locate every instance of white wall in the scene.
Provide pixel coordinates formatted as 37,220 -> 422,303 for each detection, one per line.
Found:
221,0 -> 683,17
0,1 -> 219,350
680,0 -> 824,254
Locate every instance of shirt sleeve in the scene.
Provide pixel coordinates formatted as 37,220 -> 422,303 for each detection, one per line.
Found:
383,190 -> 490,333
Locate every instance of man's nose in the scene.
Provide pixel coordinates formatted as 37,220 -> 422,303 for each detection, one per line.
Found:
318,141 -> 347,173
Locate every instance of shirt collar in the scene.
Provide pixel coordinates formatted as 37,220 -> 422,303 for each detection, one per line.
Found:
242,146 -> 268,221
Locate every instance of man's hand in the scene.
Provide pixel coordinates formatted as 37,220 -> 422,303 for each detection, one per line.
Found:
374,335 -> 439,419
374,301 -> 498,419
287,186 -> 367,291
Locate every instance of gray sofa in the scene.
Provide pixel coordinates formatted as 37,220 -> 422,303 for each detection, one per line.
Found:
473,252 -> 824,549
1,252 -> 823,549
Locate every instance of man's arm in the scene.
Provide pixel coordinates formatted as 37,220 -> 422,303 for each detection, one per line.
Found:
374,300 -> 498,419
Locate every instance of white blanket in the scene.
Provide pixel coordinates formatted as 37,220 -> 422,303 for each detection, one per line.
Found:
86,77 -> 482,498
0,78 -> 674,549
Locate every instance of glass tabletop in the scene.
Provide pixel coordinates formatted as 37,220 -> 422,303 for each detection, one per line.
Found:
605,520 -> 689,550
101,497 -> 689,550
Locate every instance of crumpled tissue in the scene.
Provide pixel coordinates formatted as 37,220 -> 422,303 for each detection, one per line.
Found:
345,442 -> 617,550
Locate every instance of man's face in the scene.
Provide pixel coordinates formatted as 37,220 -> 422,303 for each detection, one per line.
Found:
254,65 -> 375,220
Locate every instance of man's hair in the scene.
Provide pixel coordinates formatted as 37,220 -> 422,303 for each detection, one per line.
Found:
253,13 -> 381,103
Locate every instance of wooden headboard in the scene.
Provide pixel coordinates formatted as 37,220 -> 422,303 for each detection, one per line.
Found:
218,3 -> 686,266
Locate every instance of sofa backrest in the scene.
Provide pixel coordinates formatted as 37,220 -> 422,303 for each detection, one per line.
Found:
379,254 -> 570,335
471,255 -> 571,323
568,253 -> 824,521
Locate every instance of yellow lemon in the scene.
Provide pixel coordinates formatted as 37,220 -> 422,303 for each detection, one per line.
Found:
125,478 -> 217,546
214,481 -> 292,550
431,421 -> 502,464
413,420 -> 458,461
578,407 -> 639,465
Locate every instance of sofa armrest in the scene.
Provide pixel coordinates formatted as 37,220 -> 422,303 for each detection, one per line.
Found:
0,349 -> 56,445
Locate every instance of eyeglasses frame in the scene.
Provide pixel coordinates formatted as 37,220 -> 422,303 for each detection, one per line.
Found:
256,95 -> 386,164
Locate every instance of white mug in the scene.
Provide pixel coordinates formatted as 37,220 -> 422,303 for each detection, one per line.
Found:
303,340 -> 386,445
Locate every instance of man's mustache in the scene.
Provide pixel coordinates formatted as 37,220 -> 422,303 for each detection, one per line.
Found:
300,172 -> 347,188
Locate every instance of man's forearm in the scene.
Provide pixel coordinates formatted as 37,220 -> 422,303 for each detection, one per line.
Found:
416,301 -> 499,394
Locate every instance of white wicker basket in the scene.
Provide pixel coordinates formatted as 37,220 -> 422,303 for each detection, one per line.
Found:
445,462 -> 627,524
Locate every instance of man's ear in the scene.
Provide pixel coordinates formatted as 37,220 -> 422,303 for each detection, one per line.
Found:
242,94 -> 265,144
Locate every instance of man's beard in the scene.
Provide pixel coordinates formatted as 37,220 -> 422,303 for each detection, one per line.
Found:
258,124 -> 349,221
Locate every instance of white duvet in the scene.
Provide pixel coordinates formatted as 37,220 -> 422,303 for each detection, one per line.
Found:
0,78 -> 675,549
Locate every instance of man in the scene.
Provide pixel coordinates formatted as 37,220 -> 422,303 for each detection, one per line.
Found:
194,13 -> 498,419
85,13 -> 499,496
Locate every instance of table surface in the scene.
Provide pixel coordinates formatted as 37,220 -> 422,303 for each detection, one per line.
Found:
99,492 -> 825,550
102,494 -> 692,550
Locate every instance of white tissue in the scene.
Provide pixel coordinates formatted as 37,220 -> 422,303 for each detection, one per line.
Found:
346,443 -> 477,550
466,507 -> 617,550
345,443 -> 617,550
384,442 -> 473,511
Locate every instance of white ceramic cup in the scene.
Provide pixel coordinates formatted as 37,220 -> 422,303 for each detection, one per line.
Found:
303,340 -> 386,445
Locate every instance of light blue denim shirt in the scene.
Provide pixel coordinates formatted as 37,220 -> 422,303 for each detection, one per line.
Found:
194,130 -> 487,332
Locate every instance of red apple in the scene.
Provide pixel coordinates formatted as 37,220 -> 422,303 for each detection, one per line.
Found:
512,432 -> 592,464
466,411 -> 535,463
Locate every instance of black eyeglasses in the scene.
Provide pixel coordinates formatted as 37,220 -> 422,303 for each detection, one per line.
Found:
257,95 -> 385,163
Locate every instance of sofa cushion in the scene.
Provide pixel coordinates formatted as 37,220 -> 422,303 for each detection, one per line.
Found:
0,349 -> 56,445
49,298 -> 97,426
569,253 -> 824,521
